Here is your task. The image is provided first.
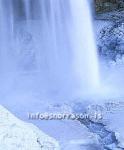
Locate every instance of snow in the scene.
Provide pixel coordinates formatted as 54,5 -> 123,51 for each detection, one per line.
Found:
94,20 -> 113,37
0,105 -> 60,150
103,104 -> 124,148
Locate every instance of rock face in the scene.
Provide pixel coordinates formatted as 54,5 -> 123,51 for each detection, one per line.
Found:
0,105 -> 60,150
98,21 -> 124,62
95,0 -> 124,13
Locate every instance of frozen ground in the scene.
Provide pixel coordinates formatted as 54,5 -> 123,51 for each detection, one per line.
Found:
0,105 -> 60,150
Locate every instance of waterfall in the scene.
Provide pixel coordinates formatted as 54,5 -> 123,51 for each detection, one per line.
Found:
0,0 -> 100,96
70,0 -> 100,90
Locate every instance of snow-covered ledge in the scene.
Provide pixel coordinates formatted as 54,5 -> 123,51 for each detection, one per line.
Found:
0,105 -> 60,150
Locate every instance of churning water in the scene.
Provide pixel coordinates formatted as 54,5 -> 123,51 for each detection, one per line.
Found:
0,0 -> 100,98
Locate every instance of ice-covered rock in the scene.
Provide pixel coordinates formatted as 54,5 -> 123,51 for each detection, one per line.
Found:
95,11 -> 124,64
0,105 -> 60,150
95,20 -> 124,67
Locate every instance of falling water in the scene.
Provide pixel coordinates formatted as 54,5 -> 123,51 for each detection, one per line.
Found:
70,0 -> 100,90
0,0 -> 14,72
23,0 -> 31,19
0,0 -> 100,97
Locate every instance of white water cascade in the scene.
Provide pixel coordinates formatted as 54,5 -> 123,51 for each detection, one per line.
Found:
0,0 -> 100,98
70,0 -> 100,91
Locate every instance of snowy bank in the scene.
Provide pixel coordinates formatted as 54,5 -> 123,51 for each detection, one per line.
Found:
0,105 -> 60,150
